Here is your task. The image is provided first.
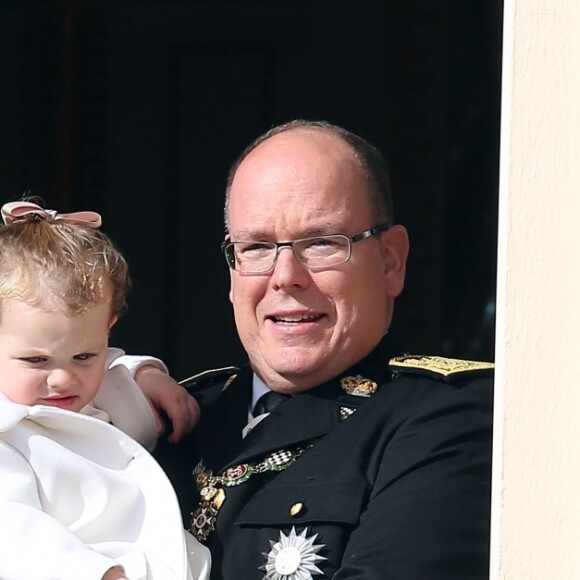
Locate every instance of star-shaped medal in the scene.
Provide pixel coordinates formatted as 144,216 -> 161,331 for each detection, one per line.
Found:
261,527 -> 327,579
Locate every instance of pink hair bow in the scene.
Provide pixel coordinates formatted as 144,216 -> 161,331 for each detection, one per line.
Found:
1,201 -> 102,228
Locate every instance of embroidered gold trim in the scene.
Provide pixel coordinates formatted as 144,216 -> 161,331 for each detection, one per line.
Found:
340,375 -> 378,396
179,366 -> 237,385
223,373 -> 237,390
389,355 -> 494,378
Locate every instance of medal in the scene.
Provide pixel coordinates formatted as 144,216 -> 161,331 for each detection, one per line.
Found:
190,500 -> 219,541
261,527 -> 327,579
190,443 -> 315,542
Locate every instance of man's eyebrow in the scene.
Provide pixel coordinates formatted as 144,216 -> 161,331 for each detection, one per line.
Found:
231,225 -> 345,240
229,229 -> 267,240
303,226 -> 344,236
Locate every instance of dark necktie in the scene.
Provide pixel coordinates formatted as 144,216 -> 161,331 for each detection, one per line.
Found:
253,391 -> 290,416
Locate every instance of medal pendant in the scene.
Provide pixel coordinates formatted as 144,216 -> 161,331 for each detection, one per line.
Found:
189,501 -> 218,542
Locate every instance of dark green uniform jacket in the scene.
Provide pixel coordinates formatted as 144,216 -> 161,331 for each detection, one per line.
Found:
155,336 -> 493,580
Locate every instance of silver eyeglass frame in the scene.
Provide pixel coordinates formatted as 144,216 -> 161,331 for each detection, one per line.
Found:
221,222 -> 392,274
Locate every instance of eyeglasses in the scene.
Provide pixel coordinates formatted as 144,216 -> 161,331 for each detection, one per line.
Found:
222,223 -> 392,274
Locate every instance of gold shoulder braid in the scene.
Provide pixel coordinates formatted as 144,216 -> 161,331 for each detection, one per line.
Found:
389,355 -> 494,380
179,366 -> 238,388
190,441 -> 315,541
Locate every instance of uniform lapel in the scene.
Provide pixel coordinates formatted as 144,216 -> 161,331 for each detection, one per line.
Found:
231,385 -> 340,467
197,367 -> 252,471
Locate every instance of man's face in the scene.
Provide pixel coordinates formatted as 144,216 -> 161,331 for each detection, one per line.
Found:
0,297 -> 114,412
227,129 -> 408,393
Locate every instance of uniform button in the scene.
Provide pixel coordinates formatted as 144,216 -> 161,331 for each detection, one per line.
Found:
289,502 -> 305,517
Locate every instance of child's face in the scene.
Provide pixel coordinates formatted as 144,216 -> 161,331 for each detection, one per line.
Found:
0,298 -> 115,412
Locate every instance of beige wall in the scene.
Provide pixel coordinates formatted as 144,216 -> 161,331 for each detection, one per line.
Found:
491,0 -> 580,577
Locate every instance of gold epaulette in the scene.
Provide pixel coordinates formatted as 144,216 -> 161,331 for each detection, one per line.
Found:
179,366 -> 238,389
389,355 -> 494,381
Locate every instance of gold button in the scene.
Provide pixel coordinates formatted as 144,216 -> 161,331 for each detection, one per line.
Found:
289,502 -> 304,517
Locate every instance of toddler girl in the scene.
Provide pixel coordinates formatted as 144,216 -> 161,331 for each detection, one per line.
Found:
0,201 -> 210,580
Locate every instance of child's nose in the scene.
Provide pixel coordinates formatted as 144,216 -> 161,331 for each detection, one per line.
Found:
46,368 -> 77,390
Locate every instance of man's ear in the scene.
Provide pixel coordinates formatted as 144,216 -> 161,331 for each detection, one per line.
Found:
109,313 -> 119,329
380,225 -> 409,299
224,235 -> 235,304
228,267 -> 235,304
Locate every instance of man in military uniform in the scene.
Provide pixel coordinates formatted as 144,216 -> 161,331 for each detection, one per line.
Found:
156,120 -> 493,579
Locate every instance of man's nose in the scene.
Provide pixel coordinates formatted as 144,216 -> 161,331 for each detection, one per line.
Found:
270,246 -> 311,289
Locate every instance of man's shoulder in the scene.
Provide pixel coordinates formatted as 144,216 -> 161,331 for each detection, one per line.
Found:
179,366 -> 240,406
389,355 -> 494,384
383,355 -> 494,415
180,366 -> 240,390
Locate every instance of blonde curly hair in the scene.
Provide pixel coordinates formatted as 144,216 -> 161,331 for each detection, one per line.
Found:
0,213 -> 130,320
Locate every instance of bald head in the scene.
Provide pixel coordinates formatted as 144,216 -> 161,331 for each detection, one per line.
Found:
224,120 -> 394,233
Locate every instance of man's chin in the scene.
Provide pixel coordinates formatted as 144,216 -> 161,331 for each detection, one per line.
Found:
255,353 -> 334,392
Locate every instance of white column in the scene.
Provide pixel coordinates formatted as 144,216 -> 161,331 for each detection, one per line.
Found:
491,1 -> 580,578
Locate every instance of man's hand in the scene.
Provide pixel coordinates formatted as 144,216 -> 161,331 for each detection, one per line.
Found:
134,365 -> 200,443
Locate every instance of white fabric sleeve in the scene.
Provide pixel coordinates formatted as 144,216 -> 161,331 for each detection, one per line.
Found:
91,348 -> 161,451
107,347 -> 169,377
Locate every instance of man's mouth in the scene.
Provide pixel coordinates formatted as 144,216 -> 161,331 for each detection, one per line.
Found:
269,313 -> 323,323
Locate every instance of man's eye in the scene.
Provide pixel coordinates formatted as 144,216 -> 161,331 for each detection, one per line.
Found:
303,237 -> 344,252
238,243 -> 271,256
307,237 -> 337,248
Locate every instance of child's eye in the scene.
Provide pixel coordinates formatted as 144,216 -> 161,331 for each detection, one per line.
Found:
19,357 -> 47,364
74,353 -> 96,362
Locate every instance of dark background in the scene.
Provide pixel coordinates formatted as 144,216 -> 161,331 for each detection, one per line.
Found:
0,0 -> 502,379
